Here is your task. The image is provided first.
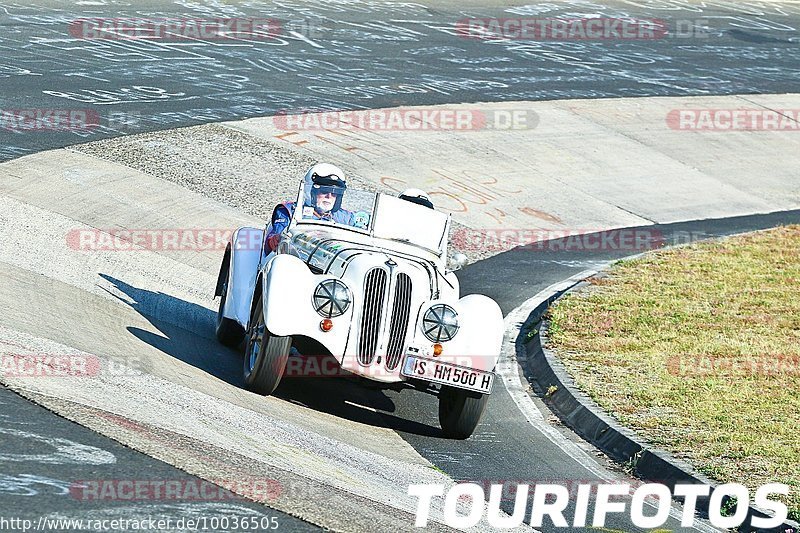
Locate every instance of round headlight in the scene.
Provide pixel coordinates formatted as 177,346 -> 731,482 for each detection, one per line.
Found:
313,280 -> 351,318
422,304 -> 459,342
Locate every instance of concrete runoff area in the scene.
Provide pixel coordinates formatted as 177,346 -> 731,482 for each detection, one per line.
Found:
77,93 -> 800,264
1,94 -> 799,530
224,94 -> 800,227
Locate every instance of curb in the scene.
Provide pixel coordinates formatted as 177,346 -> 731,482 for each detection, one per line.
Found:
516,277 -> 799,533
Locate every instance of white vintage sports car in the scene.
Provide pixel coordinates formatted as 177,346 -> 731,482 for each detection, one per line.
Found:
214,180 -> 504,438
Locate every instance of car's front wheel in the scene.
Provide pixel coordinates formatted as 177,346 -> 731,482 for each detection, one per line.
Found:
243,293 -> 291,395
438,386 -> 488,439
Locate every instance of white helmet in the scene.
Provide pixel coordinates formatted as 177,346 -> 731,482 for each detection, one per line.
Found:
398,188 -> 434,209
303,163 -> 347,212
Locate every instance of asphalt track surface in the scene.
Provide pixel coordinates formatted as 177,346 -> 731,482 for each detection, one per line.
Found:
3,210 -> 800,531
2,0 -> 800,531
0,386 -> 316,531
1,0 -> 800,160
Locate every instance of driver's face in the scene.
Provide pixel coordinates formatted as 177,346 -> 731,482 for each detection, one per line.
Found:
315,191 -> 336,213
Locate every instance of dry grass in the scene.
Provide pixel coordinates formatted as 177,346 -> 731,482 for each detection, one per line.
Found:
548,225 -> 800,520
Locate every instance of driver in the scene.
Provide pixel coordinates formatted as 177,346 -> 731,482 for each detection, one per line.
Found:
265,163 -> 355,252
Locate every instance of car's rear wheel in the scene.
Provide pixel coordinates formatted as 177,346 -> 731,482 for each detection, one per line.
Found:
438,386 -> 488,439
215,262 -> 245,347
243,293 -> 291,395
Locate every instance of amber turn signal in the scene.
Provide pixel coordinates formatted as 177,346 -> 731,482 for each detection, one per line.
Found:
320,319 -> 334,332
433,343 -> 443,356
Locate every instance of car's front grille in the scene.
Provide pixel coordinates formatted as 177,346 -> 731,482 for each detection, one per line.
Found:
385,273 -> 412,370
357,268 -> 387,365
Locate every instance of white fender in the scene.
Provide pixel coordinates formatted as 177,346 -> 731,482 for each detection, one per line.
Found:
220,227 -> 265,329
415,294 -> 503,372
261,254 -> 352,356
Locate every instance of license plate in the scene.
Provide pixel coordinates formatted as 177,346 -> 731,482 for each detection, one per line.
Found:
401,356 -> 494,394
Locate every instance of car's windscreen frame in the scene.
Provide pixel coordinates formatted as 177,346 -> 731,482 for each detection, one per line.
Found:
289,180 -> 377,236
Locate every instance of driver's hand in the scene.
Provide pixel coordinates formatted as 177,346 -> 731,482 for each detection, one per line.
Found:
267,234 -> 281,252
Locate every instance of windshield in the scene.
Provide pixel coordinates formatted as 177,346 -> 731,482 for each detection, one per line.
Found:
290,181 -> 449,255
293,181 -> 377,232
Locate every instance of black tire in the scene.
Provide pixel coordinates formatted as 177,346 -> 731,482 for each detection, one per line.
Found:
438,386 -> 488,439
215,270 -> 245,347
243,293 -> 291,395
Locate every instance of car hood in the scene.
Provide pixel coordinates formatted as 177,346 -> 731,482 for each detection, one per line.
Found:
286,229 -> 441,280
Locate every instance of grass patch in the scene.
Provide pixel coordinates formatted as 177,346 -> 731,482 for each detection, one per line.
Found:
548,225 -> 800,520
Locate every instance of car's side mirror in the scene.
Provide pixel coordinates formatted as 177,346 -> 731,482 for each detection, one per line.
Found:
448,252 -> 467,272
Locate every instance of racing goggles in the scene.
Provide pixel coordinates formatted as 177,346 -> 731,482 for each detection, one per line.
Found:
312,184 -> 344,197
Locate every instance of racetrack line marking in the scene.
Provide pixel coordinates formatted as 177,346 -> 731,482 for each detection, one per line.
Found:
500,269 -> 720,533
500,270 -> 612,476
